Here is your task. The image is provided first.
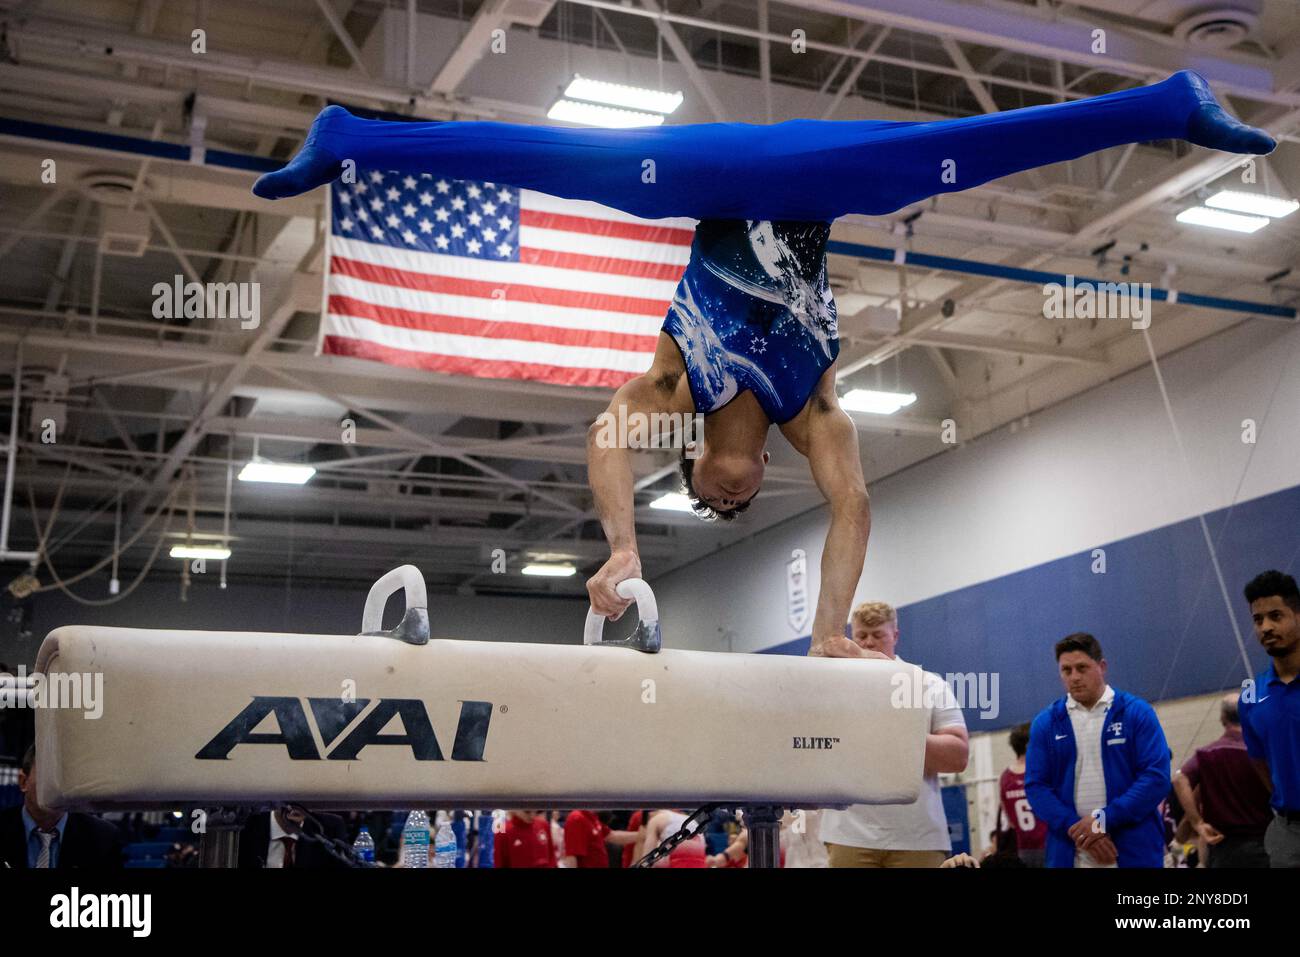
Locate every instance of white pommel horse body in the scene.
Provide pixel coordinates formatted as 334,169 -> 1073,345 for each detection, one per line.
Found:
35,566 -> 929,867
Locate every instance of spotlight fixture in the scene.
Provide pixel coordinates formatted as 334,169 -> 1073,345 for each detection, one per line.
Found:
170,545 -> 232,560
1176,206 -> 1269,233
649,492 -> 695,512
1204,190 -> 1298,219
840,389 -> 918,415
520,562 -> 577,577
548,74 -> 683,128
238,460 -> 316,485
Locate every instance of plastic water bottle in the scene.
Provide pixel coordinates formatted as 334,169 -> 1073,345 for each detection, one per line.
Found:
352,826 -> 375,866
433,811 -> 457,869
402,810 -> 431,868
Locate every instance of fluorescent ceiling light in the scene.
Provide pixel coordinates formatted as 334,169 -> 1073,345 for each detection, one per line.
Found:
1176,206 -> 1269,234
521,563 -> 577,577
840,389 -> 918,415
547,99 -> 665,128
649,492 -> 695,512
1205,190 -> 1298,219
238,461 -> 316,485
170,545 -> 232,560
563,75 -> 683,115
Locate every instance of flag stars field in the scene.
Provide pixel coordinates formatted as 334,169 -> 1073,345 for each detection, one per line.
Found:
323,168 -> 692,387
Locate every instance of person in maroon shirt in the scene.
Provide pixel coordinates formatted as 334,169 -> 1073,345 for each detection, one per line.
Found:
1173,693 -> 1273,868
998,723 -> 1048,867
493,810 -> 557,868
562,810 -> 639,868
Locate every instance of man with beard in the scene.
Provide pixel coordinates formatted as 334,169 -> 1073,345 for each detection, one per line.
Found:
1238,570 -> 1300,867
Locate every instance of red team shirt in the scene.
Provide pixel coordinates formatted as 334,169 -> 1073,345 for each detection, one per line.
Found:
999,767 -> 1047,851
621,810 -> 645,868
564,810 -> 611,868
493,814 -> 557,868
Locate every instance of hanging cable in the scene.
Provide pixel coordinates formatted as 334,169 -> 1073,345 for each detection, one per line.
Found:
1140,327 -> 1252,676
110,491 -> 121,595
26,480 -> 181,606
221,440 -> 233,590
26,476 -> 182,594
180,465 -> 196,603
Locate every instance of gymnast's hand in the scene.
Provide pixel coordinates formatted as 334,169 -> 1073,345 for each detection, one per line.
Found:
587,548 -> 642,621
809,635 -> 890,659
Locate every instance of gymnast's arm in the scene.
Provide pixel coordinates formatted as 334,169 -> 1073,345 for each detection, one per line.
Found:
586,337 -> 694,620
795,382 -> 873,659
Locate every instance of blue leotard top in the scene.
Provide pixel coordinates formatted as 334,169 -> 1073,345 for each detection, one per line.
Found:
661,219 -> 839,425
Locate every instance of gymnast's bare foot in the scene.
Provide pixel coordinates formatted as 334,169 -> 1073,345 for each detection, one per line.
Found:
809,636 -> 889,659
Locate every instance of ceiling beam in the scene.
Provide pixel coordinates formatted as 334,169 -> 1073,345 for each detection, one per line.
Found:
639,0 -> 728,120
784,0 -> 1284,102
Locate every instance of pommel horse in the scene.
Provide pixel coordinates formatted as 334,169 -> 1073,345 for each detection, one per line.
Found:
35,566 -> 929,867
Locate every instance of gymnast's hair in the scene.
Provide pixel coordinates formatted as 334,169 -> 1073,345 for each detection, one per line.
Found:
1243,569 -> 1300,611
1054,632 -> 1103,661
677,448 -> 754,522
851,601 -> 897,629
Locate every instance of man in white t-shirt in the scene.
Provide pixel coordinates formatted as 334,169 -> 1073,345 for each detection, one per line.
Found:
821,600 -> 969,868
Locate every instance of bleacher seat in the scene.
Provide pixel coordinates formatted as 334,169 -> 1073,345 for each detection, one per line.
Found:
124,841 -> 173,861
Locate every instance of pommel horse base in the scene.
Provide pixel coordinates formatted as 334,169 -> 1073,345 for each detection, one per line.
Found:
35,566 -> 929,868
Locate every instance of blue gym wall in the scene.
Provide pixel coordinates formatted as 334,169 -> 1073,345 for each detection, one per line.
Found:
760,481 -> 1298,733
656,316 -> 1300,735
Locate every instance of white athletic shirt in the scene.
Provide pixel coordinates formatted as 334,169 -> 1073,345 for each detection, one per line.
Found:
820,657 -> 967,852
658,811 -> 687,840
1069,684 -> 1117,869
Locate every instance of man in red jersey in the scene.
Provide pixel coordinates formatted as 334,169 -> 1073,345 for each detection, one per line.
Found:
562,810 -> 639,868
493,810 -> 556,868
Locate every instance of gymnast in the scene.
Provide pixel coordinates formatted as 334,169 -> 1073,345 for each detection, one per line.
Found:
253,71 -> 1274,659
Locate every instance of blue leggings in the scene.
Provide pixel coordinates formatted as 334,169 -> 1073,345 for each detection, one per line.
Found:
253,70 -> 1272,218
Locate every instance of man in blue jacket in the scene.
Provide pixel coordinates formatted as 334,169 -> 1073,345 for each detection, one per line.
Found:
1238,570 -> 1300,867
1025,633 -> 1171,867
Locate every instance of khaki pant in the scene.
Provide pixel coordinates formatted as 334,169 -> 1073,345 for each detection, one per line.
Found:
825,843 -> 946,868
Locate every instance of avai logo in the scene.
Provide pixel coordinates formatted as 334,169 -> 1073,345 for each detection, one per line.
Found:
195,697 -> 492,761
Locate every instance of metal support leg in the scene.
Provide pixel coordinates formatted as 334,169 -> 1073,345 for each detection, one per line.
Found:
197,807 -> 249,868
743,805 -> 782,869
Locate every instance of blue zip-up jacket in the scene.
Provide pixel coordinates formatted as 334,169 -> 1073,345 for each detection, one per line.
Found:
1024,688 -> 1170,868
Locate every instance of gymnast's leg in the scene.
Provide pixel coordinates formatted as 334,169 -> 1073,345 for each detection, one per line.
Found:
252,105 -> 767,219
253,70 -> 1272,221
753,69 -> 1274,220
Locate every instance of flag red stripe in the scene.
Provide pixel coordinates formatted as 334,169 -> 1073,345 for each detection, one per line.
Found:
323,334 -> 639,388
329,294 -> 660,352
519,208 -> 695,246
518,245 -> 687,282
331,255 -> 672,317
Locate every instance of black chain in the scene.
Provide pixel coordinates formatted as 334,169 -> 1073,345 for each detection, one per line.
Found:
632,805 -> 720,869
284,805 -> 364,868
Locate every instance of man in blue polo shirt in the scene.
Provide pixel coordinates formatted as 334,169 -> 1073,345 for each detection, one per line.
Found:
1025,633 -> 1170,867
1238,570 -> 1300,868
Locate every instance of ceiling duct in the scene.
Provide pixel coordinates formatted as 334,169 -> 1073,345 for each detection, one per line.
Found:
1172,2 -> 1261,48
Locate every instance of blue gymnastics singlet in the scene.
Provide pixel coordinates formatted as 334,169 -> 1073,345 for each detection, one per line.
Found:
661,219 -> 839,425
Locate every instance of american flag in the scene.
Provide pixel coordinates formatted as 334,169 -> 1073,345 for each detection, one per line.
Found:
321,169 -> 696,388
